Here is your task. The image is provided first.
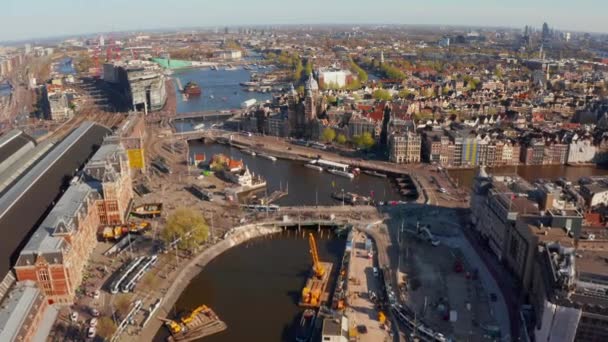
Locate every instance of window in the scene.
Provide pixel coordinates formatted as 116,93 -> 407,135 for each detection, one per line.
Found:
38,268 -> 49,281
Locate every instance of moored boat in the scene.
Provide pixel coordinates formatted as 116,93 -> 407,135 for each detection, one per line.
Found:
327,169 -> 355,179
304,163 -> 323,172
242,149 -> 256,156
259,154 -> 277,161
363,170 -> 387,178
183,81 -> 202,96
295,309 -> 317,342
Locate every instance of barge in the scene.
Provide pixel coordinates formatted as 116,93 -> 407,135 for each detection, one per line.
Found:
164,305 -> 227,342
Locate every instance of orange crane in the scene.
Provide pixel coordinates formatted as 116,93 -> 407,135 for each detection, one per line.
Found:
308,233 -> 325,278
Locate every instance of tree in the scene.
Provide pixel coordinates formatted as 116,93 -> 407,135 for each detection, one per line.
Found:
373,89 -> 392,101
97,317 -> 117,340
305,59 -> 313,76
336,134 -> 347,145
398,89 -> 412,98
321,128 -> 336,143
325,95 -> 337,104
350,60 -> 368,83
360,132 -> 375,149
161,208 -> 209,251
293,59 -> 303,82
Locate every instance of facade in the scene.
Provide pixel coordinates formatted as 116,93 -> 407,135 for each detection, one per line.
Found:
317,69 -> 354,89
567,137 -> 596,164
13,182 -> 101,305
214,50 -> 242,60
83,142 -> 134,225
580,183 -> 608,207
103,61 -> 167,112
0,280 -> 56,342
544,143 -> 568,165
389,131 -> 421,164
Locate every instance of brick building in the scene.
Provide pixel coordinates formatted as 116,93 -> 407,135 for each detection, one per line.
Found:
388,131 -> 421,164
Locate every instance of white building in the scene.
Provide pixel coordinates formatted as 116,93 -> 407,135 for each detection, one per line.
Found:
318,69 -> 353,89
215,50 -> 242,60
567,137 -> 596,164
321,316 -> 349,342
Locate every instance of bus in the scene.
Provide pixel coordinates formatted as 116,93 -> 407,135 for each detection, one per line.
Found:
120,255 -> 158,293
109,257 -> 145,294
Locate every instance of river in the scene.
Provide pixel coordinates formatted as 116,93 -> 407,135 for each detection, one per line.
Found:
189,142 -> 402,206
153,230 -> 345,342
449,164 -> 608,189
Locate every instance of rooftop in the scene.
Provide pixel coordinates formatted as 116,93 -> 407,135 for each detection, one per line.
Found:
0,281 -> 42,341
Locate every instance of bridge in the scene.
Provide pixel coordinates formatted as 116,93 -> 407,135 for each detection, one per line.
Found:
172,110 -> 240,120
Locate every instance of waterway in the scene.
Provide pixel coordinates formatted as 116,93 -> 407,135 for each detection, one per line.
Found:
153,229 -> 345,342
189,142 -> 402,206
449,164 -> 608,189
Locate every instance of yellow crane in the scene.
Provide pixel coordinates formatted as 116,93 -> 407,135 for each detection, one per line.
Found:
308,233 -> 325,278
181,305 -> 208,324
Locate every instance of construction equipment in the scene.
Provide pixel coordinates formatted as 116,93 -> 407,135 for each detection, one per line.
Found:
164,319 -> 183,334
181,305 -> 208,325
308,233 -> 325,278
98,221 -> 151,241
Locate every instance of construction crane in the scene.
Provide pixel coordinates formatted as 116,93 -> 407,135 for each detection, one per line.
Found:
308,233 -> 325,278
181,305 -> 208,324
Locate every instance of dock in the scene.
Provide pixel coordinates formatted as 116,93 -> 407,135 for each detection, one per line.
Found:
299,262 -> 334,308
165,307 -> 227,342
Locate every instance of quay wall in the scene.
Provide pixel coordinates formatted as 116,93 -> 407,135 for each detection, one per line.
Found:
139,223 -> 282,341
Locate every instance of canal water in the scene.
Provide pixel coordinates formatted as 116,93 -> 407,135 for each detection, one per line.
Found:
189,142 -> 402,206
154,229 -> 345,342
449,164 -> 608,189
173,68 -> 273,113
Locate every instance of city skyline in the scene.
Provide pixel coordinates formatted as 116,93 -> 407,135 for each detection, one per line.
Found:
1,0 -> 606,42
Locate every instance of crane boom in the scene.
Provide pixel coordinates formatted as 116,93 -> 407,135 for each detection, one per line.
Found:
308,233 -> 325,278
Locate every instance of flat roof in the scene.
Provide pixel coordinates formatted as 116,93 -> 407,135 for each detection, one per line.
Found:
0,130 -> 36,172
0,280 -> 41,341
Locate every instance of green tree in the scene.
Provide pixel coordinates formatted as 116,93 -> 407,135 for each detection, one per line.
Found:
296,85 -> 305,95
380,63 -> 406,80
293,59 -> 303,82
398,89 -> 412,98
305,59 -> 313,76
360,132 -> 375,149
161,208 -> 209,251
373,89 -> 392,101
325,95 -> 337,104
321,128 -> 336,143
336,134 -> 347,145
350,60 -> 368,83
96,317 -> 117,340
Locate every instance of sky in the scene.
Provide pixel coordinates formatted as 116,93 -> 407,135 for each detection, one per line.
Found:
1,0 -> 606,42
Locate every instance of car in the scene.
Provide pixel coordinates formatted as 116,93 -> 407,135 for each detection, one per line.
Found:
87,327 -> 96,338
89,318 -> 98,328
70,312 -> 78,322
373,267 -> 379,277
93,290 -> 100,299
90,308 -> 100,317
357,325 -> 368,334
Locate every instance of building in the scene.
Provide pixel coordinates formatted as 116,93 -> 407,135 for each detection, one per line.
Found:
83,142 -> 134,225
317,68 -> 354,89
0,280 -> 57,342
40,85 -> 72,121
14,181 -> 101,304
0,122 -> 110,295
214,50 -> 242,60
0,130 -> 36,176
321,316 -> 349,342
567,137 -> 596,164
388,131 -> 421,164
103,61 -> 167,113
522,139 -> 545,165
580,181 -> 608,207
531,245 -> 608,342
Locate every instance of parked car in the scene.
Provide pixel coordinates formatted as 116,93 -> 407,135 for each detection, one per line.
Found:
89,318 -> 98,328
70,312 -> 78,322
87,327 -> 96,338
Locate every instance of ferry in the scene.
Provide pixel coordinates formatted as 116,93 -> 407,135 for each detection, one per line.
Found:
295,309 -> 317,342
304,163 -> 323,172
259,154 -> 277,162
327,169 -> 355,179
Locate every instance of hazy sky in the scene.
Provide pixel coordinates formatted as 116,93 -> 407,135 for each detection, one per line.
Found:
1,0 -> 606,41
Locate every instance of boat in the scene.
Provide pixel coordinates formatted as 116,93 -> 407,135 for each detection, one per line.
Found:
225,65 -> 238,71
183,81 -> 202,96
363,170 -> 387,178
210,65 -> 218,70
209,94 -> 214,99
242,149 -> 256,156
304,163 -> 323,172
241,98 -> 257,109
327,169 -> 355,179
259,154 -> 277,161
193,123 -> 205,131
164,305 -> 227,342
131,203 -> 163,218
295,309 -> 317,342
240,81 -> 258,87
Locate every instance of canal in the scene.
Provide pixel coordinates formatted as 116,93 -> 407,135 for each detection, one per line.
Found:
189,141 -> 402,206
154,229 -> 345,342
449,164 -> 608,189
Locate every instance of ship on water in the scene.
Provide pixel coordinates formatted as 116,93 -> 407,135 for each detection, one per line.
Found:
295,309 -> 316,342
182,81 -> 202,96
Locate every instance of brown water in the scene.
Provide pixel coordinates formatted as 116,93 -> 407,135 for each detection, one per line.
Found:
153,230 -> 345,342
449,164 -> 608,189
